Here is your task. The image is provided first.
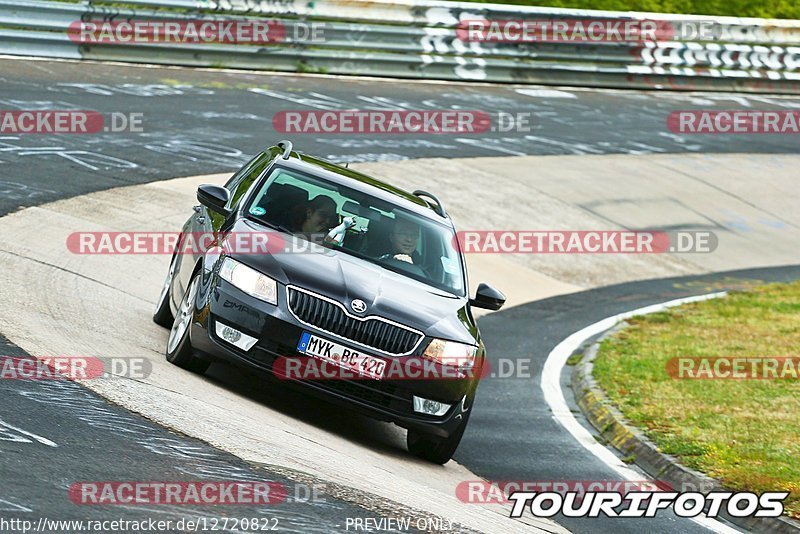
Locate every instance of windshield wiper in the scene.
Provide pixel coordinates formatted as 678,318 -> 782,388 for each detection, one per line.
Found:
247,215 -> 294,235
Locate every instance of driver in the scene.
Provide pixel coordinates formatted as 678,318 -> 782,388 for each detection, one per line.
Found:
380,217 -> 421,265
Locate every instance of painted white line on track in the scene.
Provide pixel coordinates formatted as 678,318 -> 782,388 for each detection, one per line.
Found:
541,291 -> 742,534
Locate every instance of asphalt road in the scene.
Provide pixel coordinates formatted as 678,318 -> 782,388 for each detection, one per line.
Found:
0,332 -> 425,533
461,265 -> 800,533
2,57 -> 800,217
2,57 -> 799,533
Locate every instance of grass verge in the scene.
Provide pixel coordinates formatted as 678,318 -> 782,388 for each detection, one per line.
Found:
593,280 -> 800,518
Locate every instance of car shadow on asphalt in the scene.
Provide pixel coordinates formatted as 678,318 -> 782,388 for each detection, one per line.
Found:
201,359 -> 411,458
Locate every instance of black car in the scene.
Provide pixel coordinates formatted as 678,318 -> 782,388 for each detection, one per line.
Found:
153,140 -> 505,464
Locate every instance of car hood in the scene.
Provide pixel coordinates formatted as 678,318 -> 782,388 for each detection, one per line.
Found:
231,219 -> 474,344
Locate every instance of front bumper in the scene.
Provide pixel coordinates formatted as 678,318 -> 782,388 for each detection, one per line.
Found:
190,278 -> 476,439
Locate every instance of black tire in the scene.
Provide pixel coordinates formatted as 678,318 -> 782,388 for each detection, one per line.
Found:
153,252 -> 178,328
407,409 -> 471,465
165,273 -> 210,374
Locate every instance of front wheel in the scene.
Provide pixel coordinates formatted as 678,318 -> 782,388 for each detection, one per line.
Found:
166,273 -> 210,374
407,409 -> 471,465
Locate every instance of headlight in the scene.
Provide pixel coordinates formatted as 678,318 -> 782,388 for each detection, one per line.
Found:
219,257 -> 278,305
422,339 -> 478,370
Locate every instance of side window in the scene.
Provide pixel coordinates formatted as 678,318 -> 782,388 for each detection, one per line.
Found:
226,152 -> 273,210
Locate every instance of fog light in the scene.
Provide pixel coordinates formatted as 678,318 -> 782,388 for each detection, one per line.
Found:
215,320 -> 258,351
413,396 -> 451,417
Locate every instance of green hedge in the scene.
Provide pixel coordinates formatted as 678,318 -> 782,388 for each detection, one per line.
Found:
448,0 -> 800,20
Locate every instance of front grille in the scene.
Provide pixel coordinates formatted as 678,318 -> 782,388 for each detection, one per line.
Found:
314,378 -> 408,410
287,287 -> 422,355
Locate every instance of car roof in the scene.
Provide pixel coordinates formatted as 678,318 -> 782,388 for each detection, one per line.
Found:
275,152 -> 451,225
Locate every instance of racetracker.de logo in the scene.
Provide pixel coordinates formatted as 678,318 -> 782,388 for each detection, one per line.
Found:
0,356 -> 153,380
271,356 -> 541,381
273,356 -> 490,381
667,357 -> 800,379
68,20 -> 292,44
456,19 -> 670,43
0,111 -> 143,134
0,356 -> 104,380
273,110 -> 493,134
456,231 -> 717,254
69,482 -> 287,505
667,110 -> 800,134
67,231 -> 286,255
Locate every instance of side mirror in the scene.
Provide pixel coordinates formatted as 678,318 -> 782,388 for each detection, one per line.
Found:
470,283 -> 506,311
197,184 -> 231,217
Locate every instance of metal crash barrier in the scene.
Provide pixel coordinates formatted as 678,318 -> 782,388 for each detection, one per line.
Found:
0,0 -> 798,93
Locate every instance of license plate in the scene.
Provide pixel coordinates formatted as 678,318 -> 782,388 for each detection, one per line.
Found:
297,332 -> 386,380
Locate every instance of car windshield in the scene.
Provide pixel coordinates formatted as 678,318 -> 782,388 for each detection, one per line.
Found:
244,165 -> 466,296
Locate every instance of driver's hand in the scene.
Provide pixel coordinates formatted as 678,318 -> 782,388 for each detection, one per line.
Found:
392,254 -> 413,264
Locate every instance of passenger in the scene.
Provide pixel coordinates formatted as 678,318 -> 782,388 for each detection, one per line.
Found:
292,195 -> 339,234
380,217 -> 421,265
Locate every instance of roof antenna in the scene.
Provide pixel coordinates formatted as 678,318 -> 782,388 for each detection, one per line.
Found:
276,140 -> 293,159
344,162 -> 349,168
413,190 -> 447,217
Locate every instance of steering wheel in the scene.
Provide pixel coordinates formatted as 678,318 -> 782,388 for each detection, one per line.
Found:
378,254 -> 428,278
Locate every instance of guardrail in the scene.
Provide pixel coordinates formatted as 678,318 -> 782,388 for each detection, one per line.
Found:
0,0 -> 798,93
